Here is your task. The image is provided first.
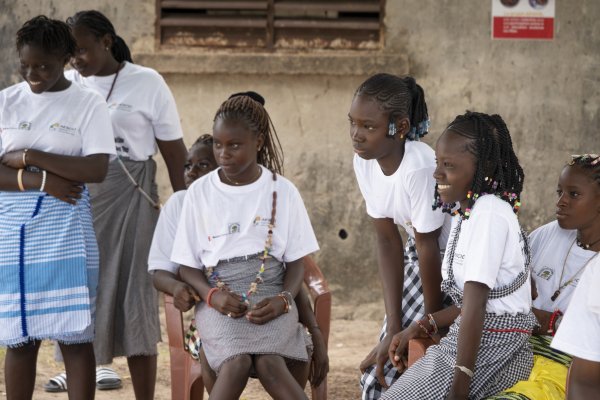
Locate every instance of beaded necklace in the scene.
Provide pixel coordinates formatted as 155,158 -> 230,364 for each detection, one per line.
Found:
206,170 -> 277,305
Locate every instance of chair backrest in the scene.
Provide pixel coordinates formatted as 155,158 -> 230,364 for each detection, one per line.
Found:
163,255 -> 331,400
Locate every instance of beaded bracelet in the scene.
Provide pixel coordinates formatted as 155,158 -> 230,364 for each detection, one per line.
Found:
416,319 -> 434,338
277,293 -> 290,313
206,287 -> 219,308
547,310 -> 563,336
427,313 -> 439,335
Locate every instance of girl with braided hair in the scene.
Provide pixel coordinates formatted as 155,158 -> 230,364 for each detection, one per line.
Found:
0,15 -> 115,399
350,73 -> 452,398
549,154 -> 600,399
172,94 -> 319,399
485,154 -> 600,399
382,111 -> 536,399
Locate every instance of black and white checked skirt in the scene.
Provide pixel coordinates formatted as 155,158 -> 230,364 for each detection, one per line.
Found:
196,255 -> 309,373
381,312 -> 538,400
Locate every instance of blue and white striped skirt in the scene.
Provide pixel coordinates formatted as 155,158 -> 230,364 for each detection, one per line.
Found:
0,190 -> 98,347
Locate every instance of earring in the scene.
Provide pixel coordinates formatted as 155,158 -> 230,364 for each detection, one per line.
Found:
388,121 -> 397,137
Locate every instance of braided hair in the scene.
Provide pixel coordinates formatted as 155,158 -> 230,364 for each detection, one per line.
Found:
192,133 -> 213,148
214,95 -> 284,175
16,15 -> 76,58
567,154 -> 600,185
66,10 -> 132,63
354,73 -> 430,140
433,111 -> 525,219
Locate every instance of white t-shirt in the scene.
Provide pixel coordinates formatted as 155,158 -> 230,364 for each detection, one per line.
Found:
171,166 -> 319,268
148,190 -> 187,274
530,221 -> 597,312
0,81 -> 115,157
552,254 -> 600,362
353,140 -> 451,248
441,195 -> 532,315
66,62 -> 183,161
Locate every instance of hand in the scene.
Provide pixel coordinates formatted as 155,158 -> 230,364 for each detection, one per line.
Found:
359,334 -> 393,388
210,290 -> 247,318
246,296 -> 286,325
309,327 -> 329,387
44,173 -> 83,205
172,282 -> 200,312
1,150 -> 26,169
388,323 -> 421,372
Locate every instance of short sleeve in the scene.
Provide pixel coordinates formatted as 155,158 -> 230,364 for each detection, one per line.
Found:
79,97 -> 116,157
461,211 -> 509,288
148,192 -> 184,273
282,187 -> 319,262
171,189 -> 205,269
552,264 -> 600,361
150,75 -> 183,141
406,167 -> 444,233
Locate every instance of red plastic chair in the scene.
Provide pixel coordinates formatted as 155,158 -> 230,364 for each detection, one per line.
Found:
164,256 -> 332,400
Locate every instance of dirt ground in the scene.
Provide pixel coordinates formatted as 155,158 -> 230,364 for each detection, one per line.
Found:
0,301 -> 384,399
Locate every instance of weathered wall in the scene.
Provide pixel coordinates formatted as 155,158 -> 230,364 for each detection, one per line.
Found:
1,0 -> 599,303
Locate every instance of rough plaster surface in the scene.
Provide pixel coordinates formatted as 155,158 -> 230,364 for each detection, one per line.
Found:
1,0 -> 599,302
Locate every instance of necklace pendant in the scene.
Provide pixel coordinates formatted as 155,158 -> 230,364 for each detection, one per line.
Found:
551,290 -> 560,301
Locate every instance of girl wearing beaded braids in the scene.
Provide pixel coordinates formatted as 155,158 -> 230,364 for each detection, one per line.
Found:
350,73 -> 452,399
484,154 -> 600,399
172,95 -> 319,399
382,111 -> 536,400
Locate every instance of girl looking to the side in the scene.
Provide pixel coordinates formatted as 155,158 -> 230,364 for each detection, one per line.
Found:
383,111 -> 536,400
349,73 -> 451,398
171,95 -> 320,399
0,16 -> 115,399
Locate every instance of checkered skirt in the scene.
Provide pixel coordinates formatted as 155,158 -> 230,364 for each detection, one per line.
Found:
360,237 -> 452,399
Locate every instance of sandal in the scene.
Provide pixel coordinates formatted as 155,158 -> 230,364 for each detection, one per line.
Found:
43,372 -> 67,393
96,366 -> 122,390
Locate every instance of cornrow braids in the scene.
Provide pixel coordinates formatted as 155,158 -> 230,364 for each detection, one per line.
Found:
567,154 -> 600,185
432,111 -> 525,219
191,133 -> 213,148
16,15 -> 76,58
214,95 -> 284,175
66,10 -> 132,63
354,73 -> 430,140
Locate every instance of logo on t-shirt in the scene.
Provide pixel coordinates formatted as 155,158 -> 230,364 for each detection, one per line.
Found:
18,121 -> 32,130
253,216 -> 272,227
49,122 -> 77,136
207,223 -> 241,242
108,102 -> 133,112
536,267 -> 554,280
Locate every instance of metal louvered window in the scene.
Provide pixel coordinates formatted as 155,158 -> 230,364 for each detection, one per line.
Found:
156,1 -> 384,50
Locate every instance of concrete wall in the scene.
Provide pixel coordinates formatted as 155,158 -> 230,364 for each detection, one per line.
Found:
1,0 -> 599,303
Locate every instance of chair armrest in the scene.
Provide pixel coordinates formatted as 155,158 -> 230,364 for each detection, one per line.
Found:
407,337 -> 435,367
164,294 -> 185,349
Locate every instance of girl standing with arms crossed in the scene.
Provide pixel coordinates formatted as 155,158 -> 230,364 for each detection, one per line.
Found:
0,16 -> 115,399
171,95 -> 319,399
383,111 -> 536,399
64,10 -> 187,399
349,73 -> 451,398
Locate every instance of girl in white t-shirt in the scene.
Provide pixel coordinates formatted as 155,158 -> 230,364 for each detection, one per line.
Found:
550,154 -> 600,399
0,16 -> 115,399
57,10 -> 188,398
383,111 -> 536,399
488,154 -> 600,399
171,95 -> 319,399
350,73 -> 452,398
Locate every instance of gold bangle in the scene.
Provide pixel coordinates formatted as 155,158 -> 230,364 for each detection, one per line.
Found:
17,169 -> 25,191
22,148 -> 29,167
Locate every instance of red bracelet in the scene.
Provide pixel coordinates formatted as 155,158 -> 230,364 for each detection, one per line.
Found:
547,310 -> 563,336
206,288 -> 219,308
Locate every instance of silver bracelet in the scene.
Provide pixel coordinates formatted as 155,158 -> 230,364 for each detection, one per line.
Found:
455,365 -> 474,378
39,170 -> 47,192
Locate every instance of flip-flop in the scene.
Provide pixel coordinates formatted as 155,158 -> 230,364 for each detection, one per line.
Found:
96,366 -> 122,390
43,372 -> 67,393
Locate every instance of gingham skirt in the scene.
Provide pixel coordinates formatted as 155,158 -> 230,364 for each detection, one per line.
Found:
197,254 -> 309,373
360,237 -> 452,399
381,312 -> 537,400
